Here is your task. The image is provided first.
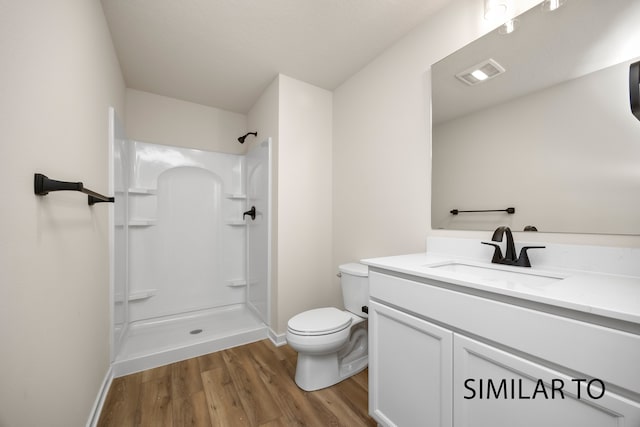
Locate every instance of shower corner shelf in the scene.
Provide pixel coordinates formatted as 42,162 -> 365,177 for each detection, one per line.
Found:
128,219 -> 157,227
226,279 -> 247,287
225,220 -> 247,226
225,193 -> 247,200
128,289 -> 157,301
129,187 -> 157,195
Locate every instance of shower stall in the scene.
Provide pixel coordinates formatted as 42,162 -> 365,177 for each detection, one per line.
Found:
109,110 -> 271,376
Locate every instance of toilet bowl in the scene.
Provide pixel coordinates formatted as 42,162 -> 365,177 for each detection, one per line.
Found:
286,263 -> 369,391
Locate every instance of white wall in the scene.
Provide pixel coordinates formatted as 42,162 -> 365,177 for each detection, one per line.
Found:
126,88 -> 247,153
277,75 -> 334,333
248,75 -> 334,334
0,1 -> 125,426
333,0 -> 640,280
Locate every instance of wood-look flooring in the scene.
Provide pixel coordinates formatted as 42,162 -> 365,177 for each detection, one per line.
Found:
98,339 -> 376,426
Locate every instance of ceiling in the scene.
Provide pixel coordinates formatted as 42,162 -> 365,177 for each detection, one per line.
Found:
101,0 -> 454,114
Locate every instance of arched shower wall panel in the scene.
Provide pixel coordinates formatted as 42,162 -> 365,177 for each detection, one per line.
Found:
127,142 -> 248,323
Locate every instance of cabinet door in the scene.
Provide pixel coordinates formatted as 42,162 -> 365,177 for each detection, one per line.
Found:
453,334 -> 640,427
369,301 -> 453,427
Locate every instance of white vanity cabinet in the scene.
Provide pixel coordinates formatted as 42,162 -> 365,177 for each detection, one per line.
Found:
369,301 -> 453,427
453,335 -> 640,427
368,270 -> 640,427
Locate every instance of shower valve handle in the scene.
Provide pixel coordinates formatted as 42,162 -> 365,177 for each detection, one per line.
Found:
243,206 -> 256,220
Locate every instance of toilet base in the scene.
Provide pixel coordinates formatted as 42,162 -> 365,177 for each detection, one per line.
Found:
293,323 -> 368,391
294,352 -> 368,392
295,352 -> 339,391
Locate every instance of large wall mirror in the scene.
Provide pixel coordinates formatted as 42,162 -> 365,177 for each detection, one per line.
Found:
431,0 -> 640,235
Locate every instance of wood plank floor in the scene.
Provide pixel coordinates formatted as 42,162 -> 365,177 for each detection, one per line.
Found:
98,339 -> 376,426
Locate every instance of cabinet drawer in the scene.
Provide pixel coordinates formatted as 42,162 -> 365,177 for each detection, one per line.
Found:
454,335 -> 640,426
370,270 -> 640,395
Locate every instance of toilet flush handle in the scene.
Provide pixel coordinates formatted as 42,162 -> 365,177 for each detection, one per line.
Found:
336,272 -> 342,278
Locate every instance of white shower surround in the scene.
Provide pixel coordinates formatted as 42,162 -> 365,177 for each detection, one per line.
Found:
128,141 -> 248,321
111,138 -> 271,376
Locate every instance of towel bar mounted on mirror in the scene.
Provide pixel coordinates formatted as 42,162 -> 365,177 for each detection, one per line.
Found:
34,173 -> 114,205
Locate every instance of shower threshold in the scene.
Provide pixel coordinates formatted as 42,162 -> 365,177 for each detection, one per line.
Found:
112,304 -> 267,377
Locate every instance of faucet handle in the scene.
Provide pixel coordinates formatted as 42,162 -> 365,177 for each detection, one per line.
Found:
243,206 -> 256,220
516,246 -> 546,267
481,242 -> 504,263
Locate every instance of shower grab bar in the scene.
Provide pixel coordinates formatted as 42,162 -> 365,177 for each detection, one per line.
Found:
450,207 -> 515,215
34,173 -> 114,205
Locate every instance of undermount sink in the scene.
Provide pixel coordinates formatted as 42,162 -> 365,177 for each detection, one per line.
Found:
426,262 -> 564,286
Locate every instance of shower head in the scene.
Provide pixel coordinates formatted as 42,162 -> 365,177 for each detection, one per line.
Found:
238,131 -> 258,144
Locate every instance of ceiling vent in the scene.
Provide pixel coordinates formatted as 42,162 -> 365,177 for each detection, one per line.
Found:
456,59 -> 506,86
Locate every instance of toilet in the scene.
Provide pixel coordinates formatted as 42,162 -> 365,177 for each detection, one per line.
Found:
286,262 -> 369,391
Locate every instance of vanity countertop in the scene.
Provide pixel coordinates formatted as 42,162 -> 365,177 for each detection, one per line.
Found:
362,252 -> 640,325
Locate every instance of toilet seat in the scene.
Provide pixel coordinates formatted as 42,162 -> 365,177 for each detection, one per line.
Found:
287,307 -> 352,336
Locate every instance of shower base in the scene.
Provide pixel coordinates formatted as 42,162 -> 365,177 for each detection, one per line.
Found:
112,304 -> 267,377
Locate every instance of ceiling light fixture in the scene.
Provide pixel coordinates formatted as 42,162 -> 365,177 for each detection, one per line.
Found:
471,70 -> 489,81
541,0 -> 565,12
484,0 -> 508,21
456,59 -> 506,86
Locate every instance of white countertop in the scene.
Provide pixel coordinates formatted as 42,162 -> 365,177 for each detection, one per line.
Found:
362,252 -> 640,325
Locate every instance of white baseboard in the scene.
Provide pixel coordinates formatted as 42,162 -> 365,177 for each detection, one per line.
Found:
268,328 -> 287,346
86,366 -> 114,427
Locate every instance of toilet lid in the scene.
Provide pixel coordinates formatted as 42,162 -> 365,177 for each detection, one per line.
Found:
287,307 -> 352,336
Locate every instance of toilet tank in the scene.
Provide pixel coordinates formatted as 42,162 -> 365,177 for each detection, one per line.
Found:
339,263 -> 369,318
